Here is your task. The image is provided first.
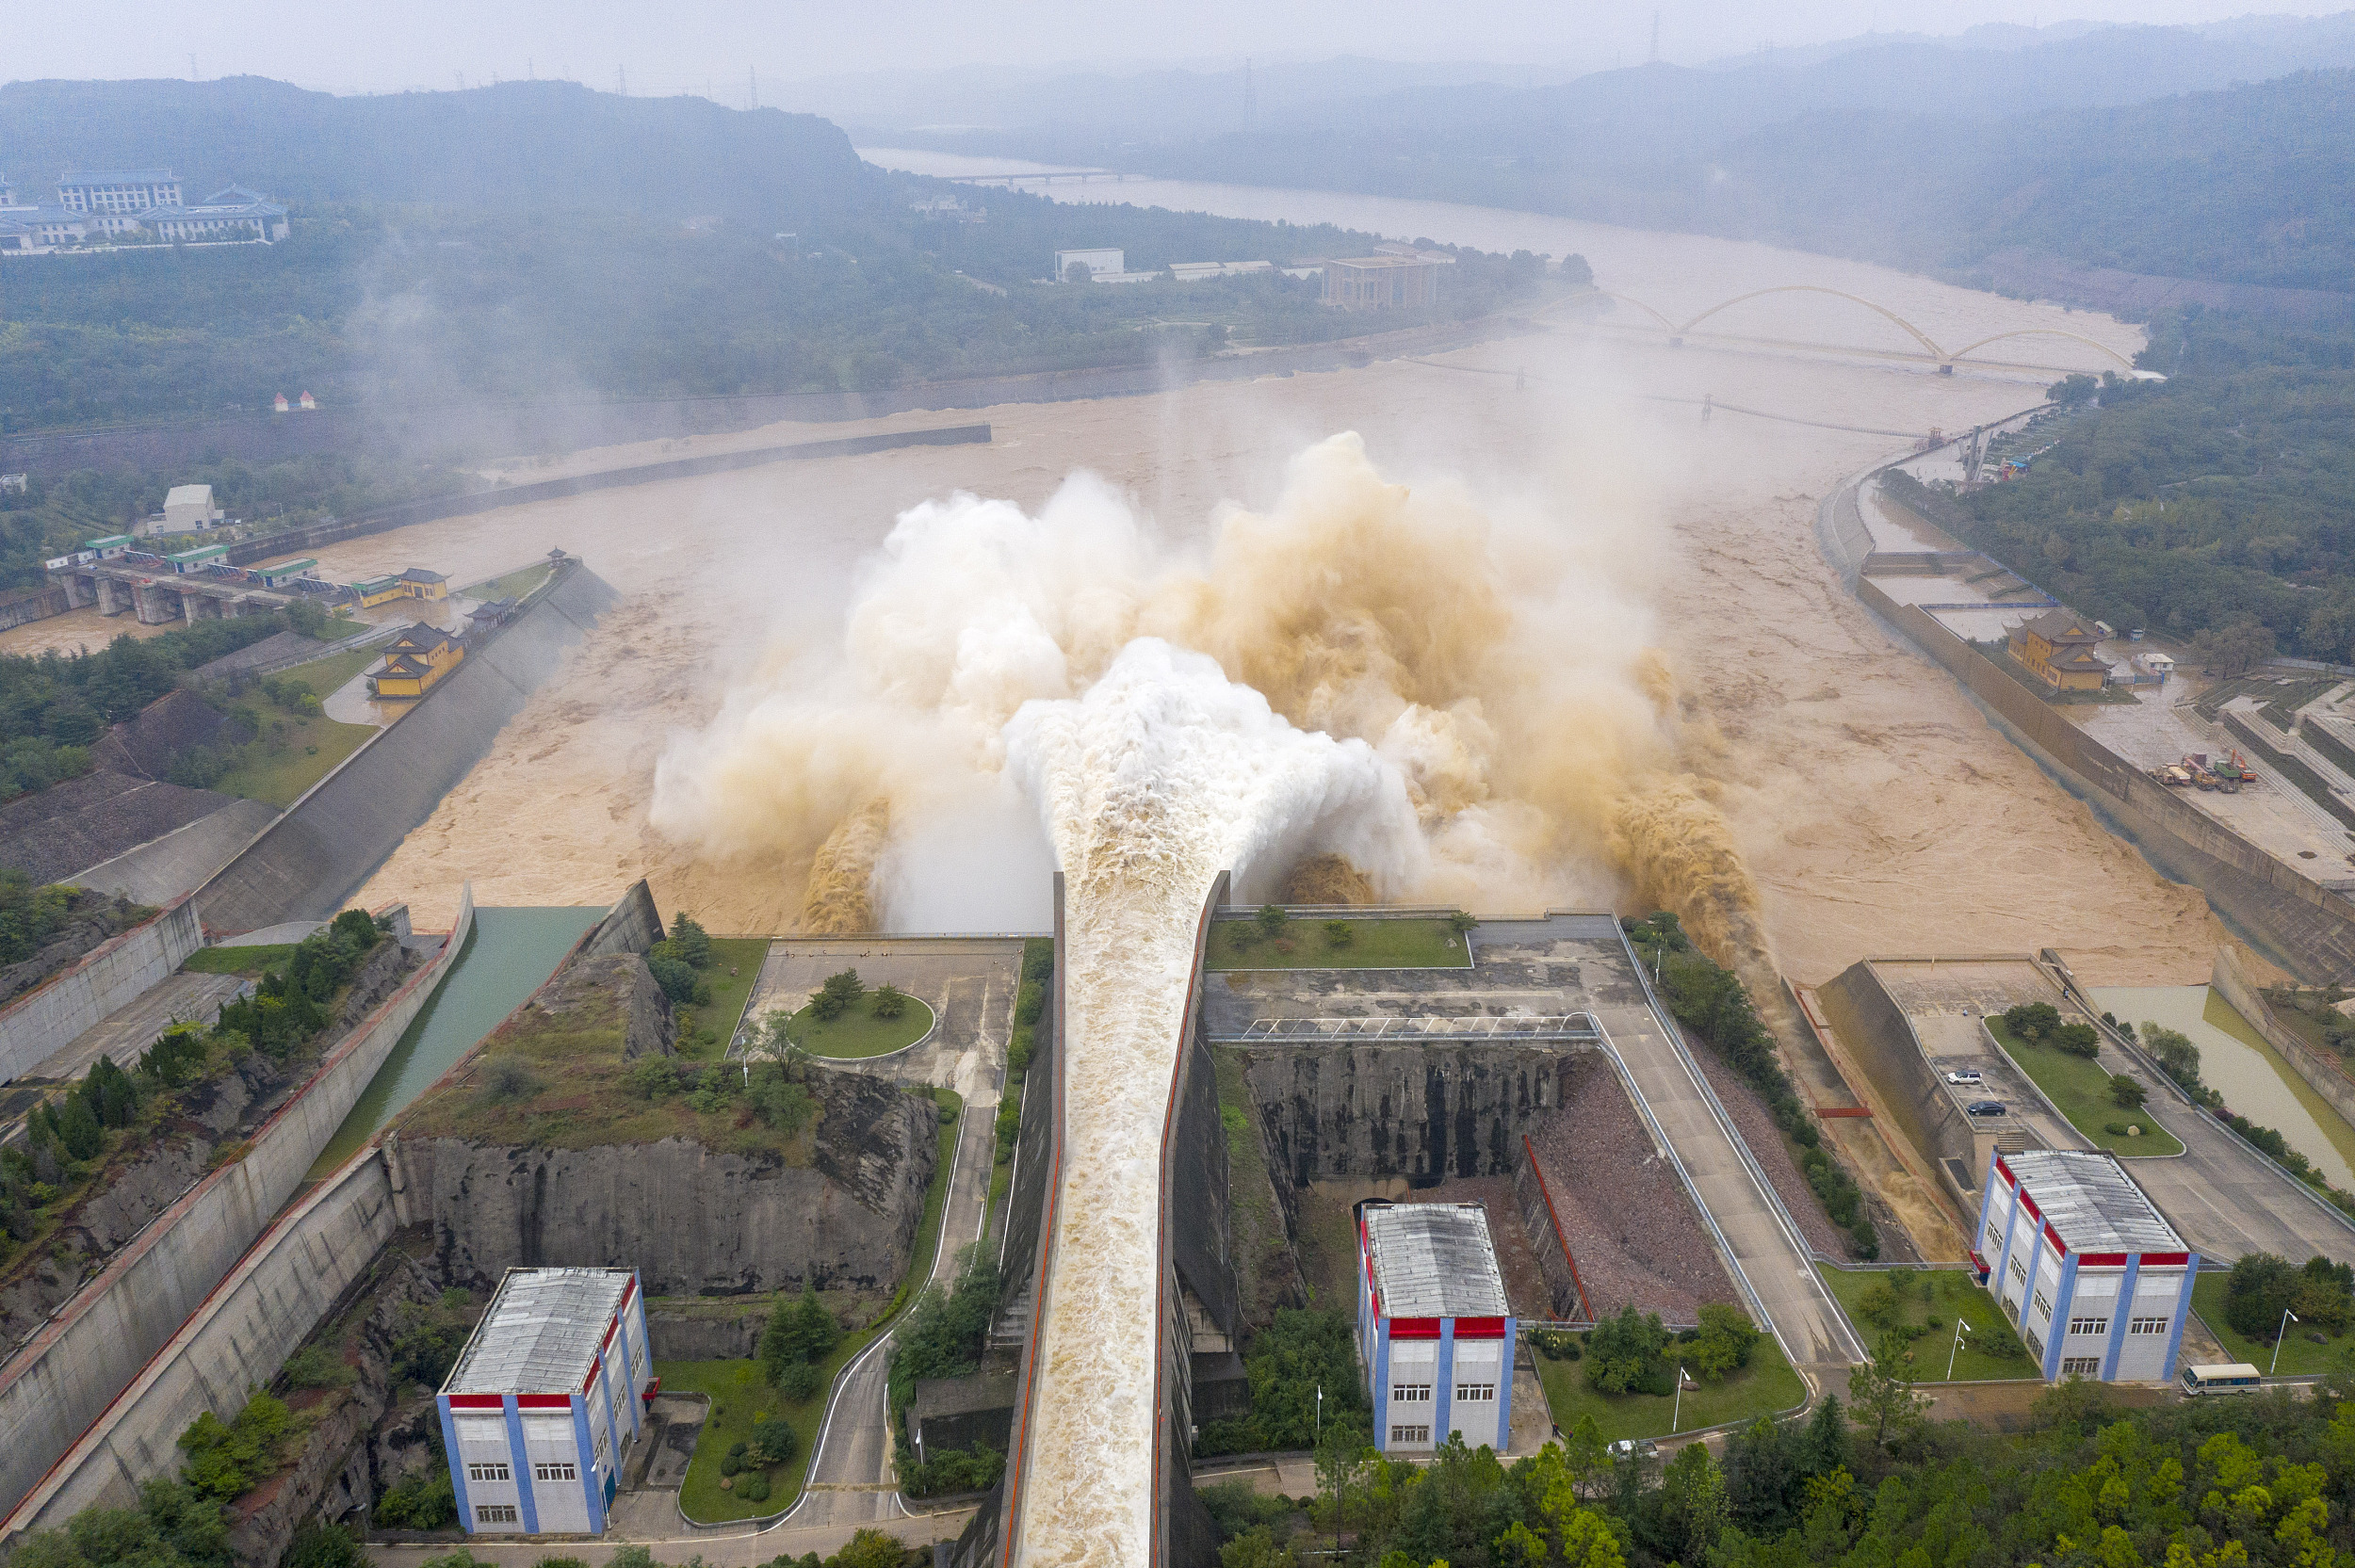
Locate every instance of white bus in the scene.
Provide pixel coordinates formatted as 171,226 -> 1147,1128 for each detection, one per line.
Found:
2181,1363 -> 2263,1396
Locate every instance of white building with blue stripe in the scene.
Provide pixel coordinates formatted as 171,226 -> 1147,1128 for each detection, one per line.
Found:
1975,1149 -> 2196,1383
1356,1202 -> 1516,1454
438,1268 -> 654,1535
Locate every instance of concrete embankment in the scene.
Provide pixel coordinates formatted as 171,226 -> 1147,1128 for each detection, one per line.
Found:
1812,962 -> 1988,1214
1837,477 -> 2355,985
195,564 -> 618,937
2212,945 -> 2355,1135
0,890 -> 473,1529
0,898 -> 203,1084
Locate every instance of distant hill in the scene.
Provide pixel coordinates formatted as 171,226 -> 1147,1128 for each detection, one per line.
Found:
0,76 -> 869,220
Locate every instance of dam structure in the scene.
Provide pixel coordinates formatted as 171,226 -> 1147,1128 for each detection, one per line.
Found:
950,887 -> 1858,1568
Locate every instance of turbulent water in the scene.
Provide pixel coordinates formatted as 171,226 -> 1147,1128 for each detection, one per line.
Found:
1004,643 -> 1414,1564
647,430 -> 1791,1565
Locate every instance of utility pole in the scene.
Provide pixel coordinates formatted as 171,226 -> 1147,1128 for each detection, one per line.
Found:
187,53 -> 199,80
617,65 -> 627,96
1242,57 -> 1256,131
750,65 -> 758,109
1649,10 -> 1662,62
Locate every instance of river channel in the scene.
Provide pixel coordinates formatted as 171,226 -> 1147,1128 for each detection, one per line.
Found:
308,906 -> 602,1176
2091,984 -> 2355,1192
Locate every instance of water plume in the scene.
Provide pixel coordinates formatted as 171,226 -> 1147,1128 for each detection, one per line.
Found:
1280,853 -> 1376,905
800,798 -> 888,932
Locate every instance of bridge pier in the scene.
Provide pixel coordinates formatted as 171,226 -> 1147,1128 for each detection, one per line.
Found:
62,573 -> 94,610
96,576 -> 128,616
184,592 -> 221,622
132,582 -> 183,625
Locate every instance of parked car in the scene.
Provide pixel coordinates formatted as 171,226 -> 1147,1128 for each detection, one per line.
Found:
1967,1100 -> 2007,1118
1945,1069 -> 1984,1086
1608,1438 -> 1660,1461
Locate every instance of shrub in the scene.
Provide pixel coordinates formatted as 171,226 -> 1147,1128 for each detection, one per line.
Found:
780,1362 -> 822,1400
281,1344 -> 352,1390
1585,1304 -> 1669,1395
648,953 -> 700,1003
811,969 -> 864,1021
1256,905 -> 1288,936
2143,1023 -> 2203,1091
737,1474 -> 771,1504
2109,1073 -> 2148,1107
747,1417 -> 799,1467
1856,1279 -> 1903,1331
177,1392 -> 292,1500
2053,1022 -> 2102,1059
285,1523 -> 365,1568
1689,1302 -> 1761,1380
2001,1002 -> 2060,1042
763,1286 -> 841,1384
1323,920 -> 1354,947
480,1058 -> 538,1102
2225,1253 -> 2302,1338
872,983 -> 908,1020
376,1464 -> 457,1529
535,1558 -> 593,1568
1449,911 -> 1478,934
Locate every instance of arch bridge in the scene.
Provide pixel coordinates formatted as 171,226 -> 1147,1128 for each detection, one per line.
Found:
1577,284 -> 2140,376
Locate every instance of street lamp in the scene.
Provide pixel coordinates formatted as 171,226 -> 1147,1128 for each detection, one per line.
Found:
1316,1383 -> 1323,1442
1947,1318 -> 1972,1381
1672,1365 -> 1691,1434
2272,1309 -> 2301,1377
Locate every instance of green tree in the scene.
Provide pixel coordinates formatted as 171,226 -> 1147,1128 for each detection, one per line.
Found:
1845,1335 -> 1930,1449
2108,1073 -> 2149,1109
811,968 -> 864,1021
666,913 -> 713,968
745,1417 -> 798,1467
2052,1021 -> 2102,1059
1584,1306 -> 1668,1395
2001,1002 -> 2060,1042
832,1530 -> 907,1568
2226,1252 -> 2303,1338
762,1285 -> 840,1384
1657,1441 -> 1729,1564
872,983 -> 908,1019
1258,905 -> 1290,938
1689,1302 -> 1762,1380
1324,920 -> 1355,948
2142,1023 -> 2203,1091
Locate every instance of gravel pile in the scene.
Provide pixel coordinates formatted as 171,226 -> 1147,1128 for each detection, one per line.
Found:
1524,1054 -> 1740,1324
1682,1034 -> 1855,1260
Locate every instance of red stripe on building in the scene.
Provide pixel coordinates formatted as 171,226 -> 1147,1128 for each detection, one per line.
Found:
1454,1317 -> 1508,1339
446,1395 -> 504,1409
2076,1253 -> 2129,1267
517,1395 -> 573,1409
2045,1221 -> 2066,1254
600,1319 -> 618,1355
1389,1318 -> 1442,1339
2141,1253 -> 2191,1267
1994,1156 -> 2015,1188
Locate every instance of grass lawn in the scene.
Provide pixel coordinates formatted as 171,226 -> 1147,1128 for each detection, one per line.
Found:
1535,1339 -> 1806,1442
269,641 -> 384,705
1206,917 -> 1470,971
665,1086 -> 963,1523
1987,1020 -> 2184,1157
183,944 -> 294,978
1814,1265 -> 2038,1382
788,993 -> 935,1059
2191,1273 -> 2355,1377
674,938 -> 769,1062
212,708 -> 378,807
461,561 -> 556,601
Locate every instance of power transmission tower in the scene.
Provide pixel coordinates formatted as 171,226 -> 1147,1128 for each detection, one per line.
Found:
187,54 -> 199,80
617,65 -> 627,96
1243,57 -> 1256,130
1648,11 -> 1661,62
750,66 -> 758,109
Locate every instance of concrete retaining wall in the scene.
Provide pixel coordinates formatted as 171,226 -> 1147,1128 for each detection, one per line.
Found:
0,899 -> 203,1084
0,588 -> 70,632
0,890 -> 473,1527
2218,712 -> 2355,831
216,427 -> 991,567
577,879 -> 665,960
1856,575 -> 2355,983
3,1154 -> 401,1536
1813,961 -> 1981,1209
194,563 -> 618,936
2212,946 -> 2355,1134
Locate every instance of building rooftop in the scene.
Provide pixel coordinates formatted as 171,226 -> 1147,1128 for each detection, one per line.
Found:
58,170 -> 178,185
2005,1150 -> 2186,1254
398,567 -> 448,584
445,1268 -> 634,1396
165,484 -> 213,507
1363,1202 -> 1508,1317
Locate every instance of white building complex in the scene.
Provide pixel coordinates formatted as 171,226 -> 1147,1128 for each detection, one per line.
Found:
1976,1149 -> 2198,1382
437,1268 -> 654,1535
1356,1202 -> 1516,1454
0,169 -> 287,255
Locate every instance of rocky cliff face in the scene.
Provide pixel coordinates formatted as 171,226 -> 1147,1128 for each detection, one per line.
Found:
225,1252 -> 444,1568
530,952 -> 674,1061
0,889 -> 153,1005
1238,1042 -> 1584,1188
392,1069 -> 935,1296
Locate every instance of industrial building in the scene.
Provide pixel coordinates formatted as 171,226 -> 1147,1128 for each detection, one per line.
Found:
353,568 -> 450,608
0,170 -> 287,255
1052,247 -> 1124,282
437,1268 -> 652,1536
156,484 -> 224,535
1356,1202 -> 1515,1454
2005,608 -> 2113,690
1975,1149 -> 2197,1382
1323,254 -> 1443,309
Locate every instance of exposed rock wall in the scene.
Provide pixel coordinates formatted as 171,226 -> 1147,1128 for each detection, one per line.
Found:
392,1070 -> 935,1296
647,1308 -> 766,1361
529,952 -> 674,1061
0,889 -> 158,1007
224,1252 -> 444,1568
1232,1043 -> 1587,1187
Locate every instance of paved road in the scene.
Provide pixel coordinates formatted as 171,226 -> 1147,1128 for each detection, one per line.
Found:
1886,959 -> 2355,1268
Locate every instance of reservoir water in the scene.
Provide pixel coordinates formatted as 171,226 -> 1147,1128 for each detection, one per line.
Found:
2090,984 -> 2355,1192
308,907 -> 603,1176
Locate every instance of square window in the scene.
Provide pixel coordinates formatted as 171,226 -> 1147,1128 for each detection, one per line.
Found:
466,1463 -> 511,1484
476,1504 -> 519,1526
1390,1424 -> 1430,1445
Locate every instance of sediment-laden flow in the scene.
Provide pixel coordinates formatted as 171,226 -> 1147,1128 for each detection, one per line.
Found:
1002,642 -> 1413,1566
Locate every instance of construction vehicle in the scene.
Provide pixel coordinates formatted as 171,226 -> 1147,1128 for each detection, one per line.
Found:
2154,763 -> 2195,787
2222,749 -> 2260,784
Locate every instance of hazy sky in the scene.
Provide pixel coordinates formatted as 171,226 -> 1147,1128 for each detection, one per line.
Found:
9,0 -> 2347,94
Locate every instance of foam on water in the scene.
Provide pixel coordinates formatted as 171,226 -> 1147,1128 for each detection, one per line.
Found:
1004,640 -> 1418,1566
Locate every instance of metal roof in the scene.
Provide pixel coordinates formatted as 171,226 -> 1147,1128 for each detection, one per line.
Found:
1363,1203 -> 1508,1318
2006,1150 -> 2186,1254
58,170 -> 178,185
445,1268 -> 632,1396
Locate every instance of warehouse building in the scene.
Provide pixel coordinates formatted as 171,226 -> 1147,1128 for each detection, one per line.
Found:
438,1268 -> 653,1535
1975,1149 -> 2197,1382
1356,1202 -> 1515,1454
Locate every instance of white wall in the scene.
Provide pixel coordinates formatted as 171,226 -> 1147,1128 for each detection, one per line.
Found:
0,899 -> 203,1082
